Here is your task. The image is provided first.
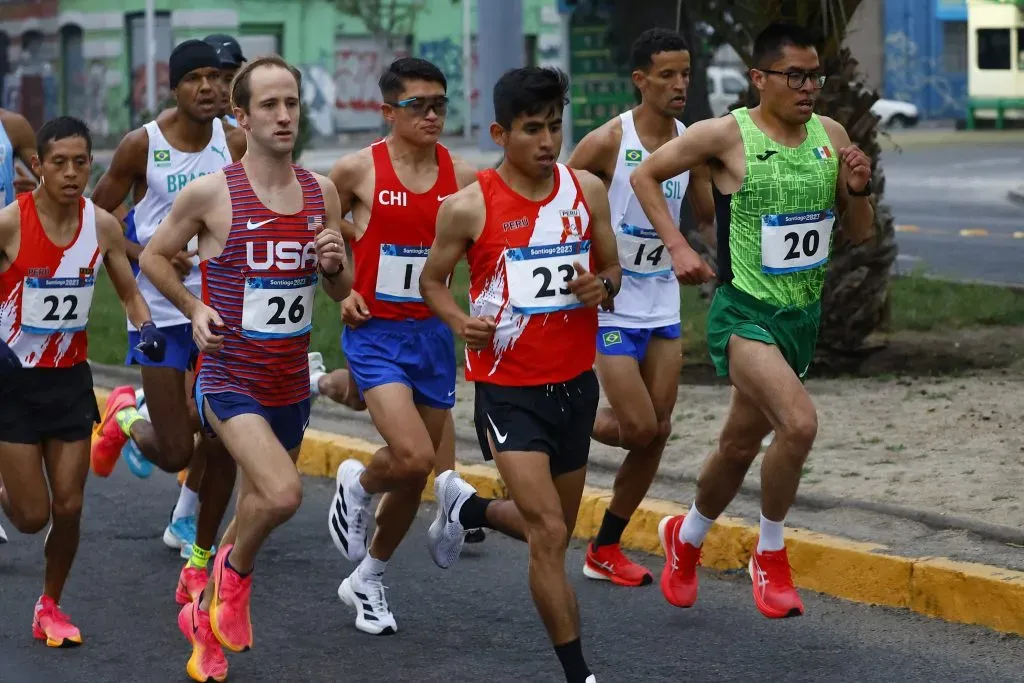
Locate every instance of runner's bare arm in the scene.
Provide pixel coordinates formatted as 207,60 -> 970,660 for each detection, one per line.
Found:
91,129 -> 148,261
227,127 -> 247,162
327,151 -> 368,243
0,202 -> 18,264
2,110 -> 38,174
566,121 -> 618,184
421,186 -> 483,333
314,173 -> 353,302
687,164 -> 717,248
821,116 -> 875,245
139,174 -> 217,319
96,209 -> 152,329
576,171 -> 621,308
450,156 -> 481,189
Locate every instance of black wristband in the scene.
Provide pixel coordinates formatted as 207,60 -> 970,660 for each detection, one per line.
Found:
847,181 -> 872,197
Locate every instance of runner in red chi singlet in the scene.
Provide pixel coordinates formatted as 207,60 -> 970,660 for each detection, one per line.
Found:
0,116 -> 163,649
137,57 -> 350,682
323,57 -> 485,638
419,67 -> 621,683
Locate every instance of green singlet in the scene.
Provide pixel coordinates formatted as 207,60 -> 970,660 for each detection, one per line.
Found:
707,107 -> 840,379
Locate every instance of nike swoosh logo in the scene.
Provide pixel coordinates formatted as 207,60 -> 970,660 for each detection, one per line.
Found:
448,389 -> 456,397
437,194 -> 452,202
486,414 -> 507,444
246,218 -> 276,230
447,489 -> 460,522
756,150 -> 778,161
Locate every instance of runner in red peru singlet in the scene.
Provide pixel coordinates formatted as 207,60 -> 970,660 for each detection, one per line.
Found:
0,116 -> 162,648
419,67 -> 621,683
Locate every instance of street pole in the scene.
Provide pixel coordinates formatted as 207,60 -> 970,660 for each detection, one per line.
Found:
560,9 -> 572,159
145,0 -> 156,115
462,0 -> 473,140
476,0 -> 523,151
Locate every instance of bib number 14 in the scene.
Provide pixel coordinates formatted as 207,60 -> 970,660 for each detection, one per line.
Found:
617,223 -> 669,277
761,209 -> 834,274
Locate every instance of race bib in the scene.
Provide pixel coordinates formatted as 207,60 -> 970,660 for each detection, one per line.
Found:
504,241 -> 590,314
761,210 -> 834,274
376,244 -> 428,303
617,223 -> 670,277
242,274 -> 317,339
21,276 -> 95,334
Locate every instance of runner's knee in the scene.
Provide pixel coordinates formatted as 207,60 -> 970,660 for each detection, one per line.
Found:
527,513 -> 569,557
656,417 -> 673,444
619,413 -> 659,450
389,441 -> 435,482
718,427 -> 764,464
50,492 -> 84,524
157,430 -> 197,472
9,503 -> 49,534
264,475 -> 303,523
777,409 -> 818,455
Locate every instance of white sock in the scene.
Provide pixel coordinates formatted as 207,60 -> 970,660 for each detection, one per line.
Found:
172,486 -> 199,522
357,554 -> 387,582
349,473 -> 371,504
679,503 -> 715,547
757,513 -> 786,553
309,371 -> 324,396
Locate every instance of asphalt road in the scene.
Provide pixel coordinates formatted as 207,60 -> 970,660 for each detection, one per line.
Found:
2,466 -> 1023,682
883,143 -> 1024,285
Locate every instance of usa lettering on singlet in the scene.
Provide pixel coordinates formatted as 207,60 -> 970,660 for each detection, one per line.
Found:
599,110 -> 689,330
0,194 -> 101,368
130,118 -> 230,329
196,162 -> 325,406
465,163 -> 598,387
350,139 -> 459,320
0,121 -> 14,209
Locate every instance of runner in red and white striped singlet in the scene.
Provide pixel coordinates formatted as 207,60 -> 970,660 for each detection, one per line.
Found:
419,67 -> 622,683
137,57 -> 351,682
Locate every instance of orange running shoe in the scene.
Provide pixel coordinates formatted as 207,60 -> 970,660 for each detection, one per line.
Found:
749,545 -> 805,619
176,564 -> 210,606
33,595 -> 83,647
90,385 -> 137,477
178,599 -> 228,683
582,542 -> 653,587
657,515 -> 701,608
208,544 -> 253,652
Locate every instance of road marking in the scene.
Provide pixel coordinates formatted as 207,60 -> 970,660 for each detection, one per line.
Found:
1014,232 -> 1024,239
895,224 -> 920,233
958,228 -> 989,237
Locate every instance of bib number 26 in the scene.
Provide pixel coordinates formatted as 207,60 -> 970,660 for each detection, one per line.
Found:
266,296 -> 306,326
242,274 -> 317,339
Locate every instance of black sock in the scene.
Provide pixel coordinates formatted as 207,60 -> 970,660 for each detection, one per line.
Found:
554,638 -> 591,683
224,554 -> 252,578
593,509 -> 629,548
457,494 -> 493,530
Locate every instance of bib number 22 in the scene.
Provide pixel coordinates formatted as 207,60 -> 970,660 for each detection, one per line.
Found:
42,294 -> 79,323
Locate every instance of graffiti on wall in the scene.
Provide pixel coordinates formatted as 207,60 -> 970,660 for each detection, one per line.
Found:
298,53 -> 337,137
884,31 -> 966,118
332,38 -> 409,133
417,36 -> 479,130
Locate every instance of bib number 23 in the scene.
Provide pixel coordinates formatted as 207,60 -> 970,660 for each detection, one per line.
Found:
242,274 -> 317,339
761,210 -> 834,274
504,241 -> 590,314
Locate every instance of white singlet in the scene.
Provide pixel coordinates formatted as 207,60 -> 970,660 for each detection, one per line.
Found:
598,110 -> 689,329
129,118 -> 229,328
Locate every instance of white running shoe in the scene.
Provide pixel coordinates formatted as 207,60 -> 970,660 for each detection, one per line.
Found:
0,519 -> 8,544
328,459 -> 370,562
338,570 -> 397,636
308,352 -> 326,396
428,470 -> 476,569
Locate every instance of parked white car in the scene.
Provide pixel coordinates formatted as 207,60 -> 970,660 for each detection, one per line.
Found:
707,65 -> 919,128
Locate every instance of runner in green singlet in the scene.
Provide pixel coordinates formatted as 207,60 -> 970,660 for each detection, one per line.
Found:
630,23 -> 875,619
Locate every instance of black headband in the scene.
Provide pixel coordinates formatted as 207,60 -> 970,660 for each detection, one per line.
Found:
169,40 -> 222,89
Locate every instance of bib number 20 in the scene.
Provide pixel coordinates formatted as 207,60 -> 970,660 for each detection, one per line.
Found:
783,230 -> 820,262
533,263 -> 575,298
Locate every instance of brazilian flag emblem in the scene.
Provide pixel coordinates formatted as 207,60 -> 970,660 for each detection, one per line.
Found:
624,149 -> 642,165
153,149 -> 171,164
602,330 -> 622,346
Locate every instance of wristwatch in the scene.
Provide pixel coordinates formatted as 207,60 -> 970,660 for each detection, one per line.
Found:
847,180 -> 872,197
600,276 -> 616,299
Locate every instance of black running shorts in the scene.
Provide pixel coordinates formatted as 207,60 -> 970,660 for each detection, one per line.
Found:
0,363 -> 100,444
473,369 -> 599,476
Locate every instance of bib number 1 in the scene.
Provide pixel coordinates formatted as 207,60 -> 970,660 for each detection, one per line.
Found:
376,244 -> 429,303
504,241 -> 590,314
761,210 -> 834,274
21,276 -> 95,334
242,274 -> 317,339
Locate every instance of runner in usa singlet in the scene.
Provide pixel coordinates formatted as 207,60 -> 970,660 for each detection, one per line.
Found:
196,161 -> 325,407
465,162 -> 597,386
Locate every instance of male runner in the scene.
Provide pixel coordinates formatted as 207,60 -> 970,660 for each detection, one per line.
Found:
205,34 -> 247,126
140,55 -> 350,682
0,116 -> 165,645
90,39 -> 246,560
567,28 -> 715,587
631,23 -> 874,618
322,57 -> 482,635
420,66 -> 619,683
1,107 -> 39,206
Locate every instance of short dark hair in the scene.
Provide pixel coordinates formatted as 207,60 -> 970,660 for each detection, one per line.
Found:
631,28 -> 689,71
493,67 -> 569,129
230,55 -> 302,113
753,23 -> 818,68
379,58 -> 447,101
36,116 -> 92,159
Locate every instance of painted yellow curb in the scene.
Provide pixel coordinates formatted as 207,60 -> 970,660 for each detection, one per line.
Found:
93,387 -> 1024,636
